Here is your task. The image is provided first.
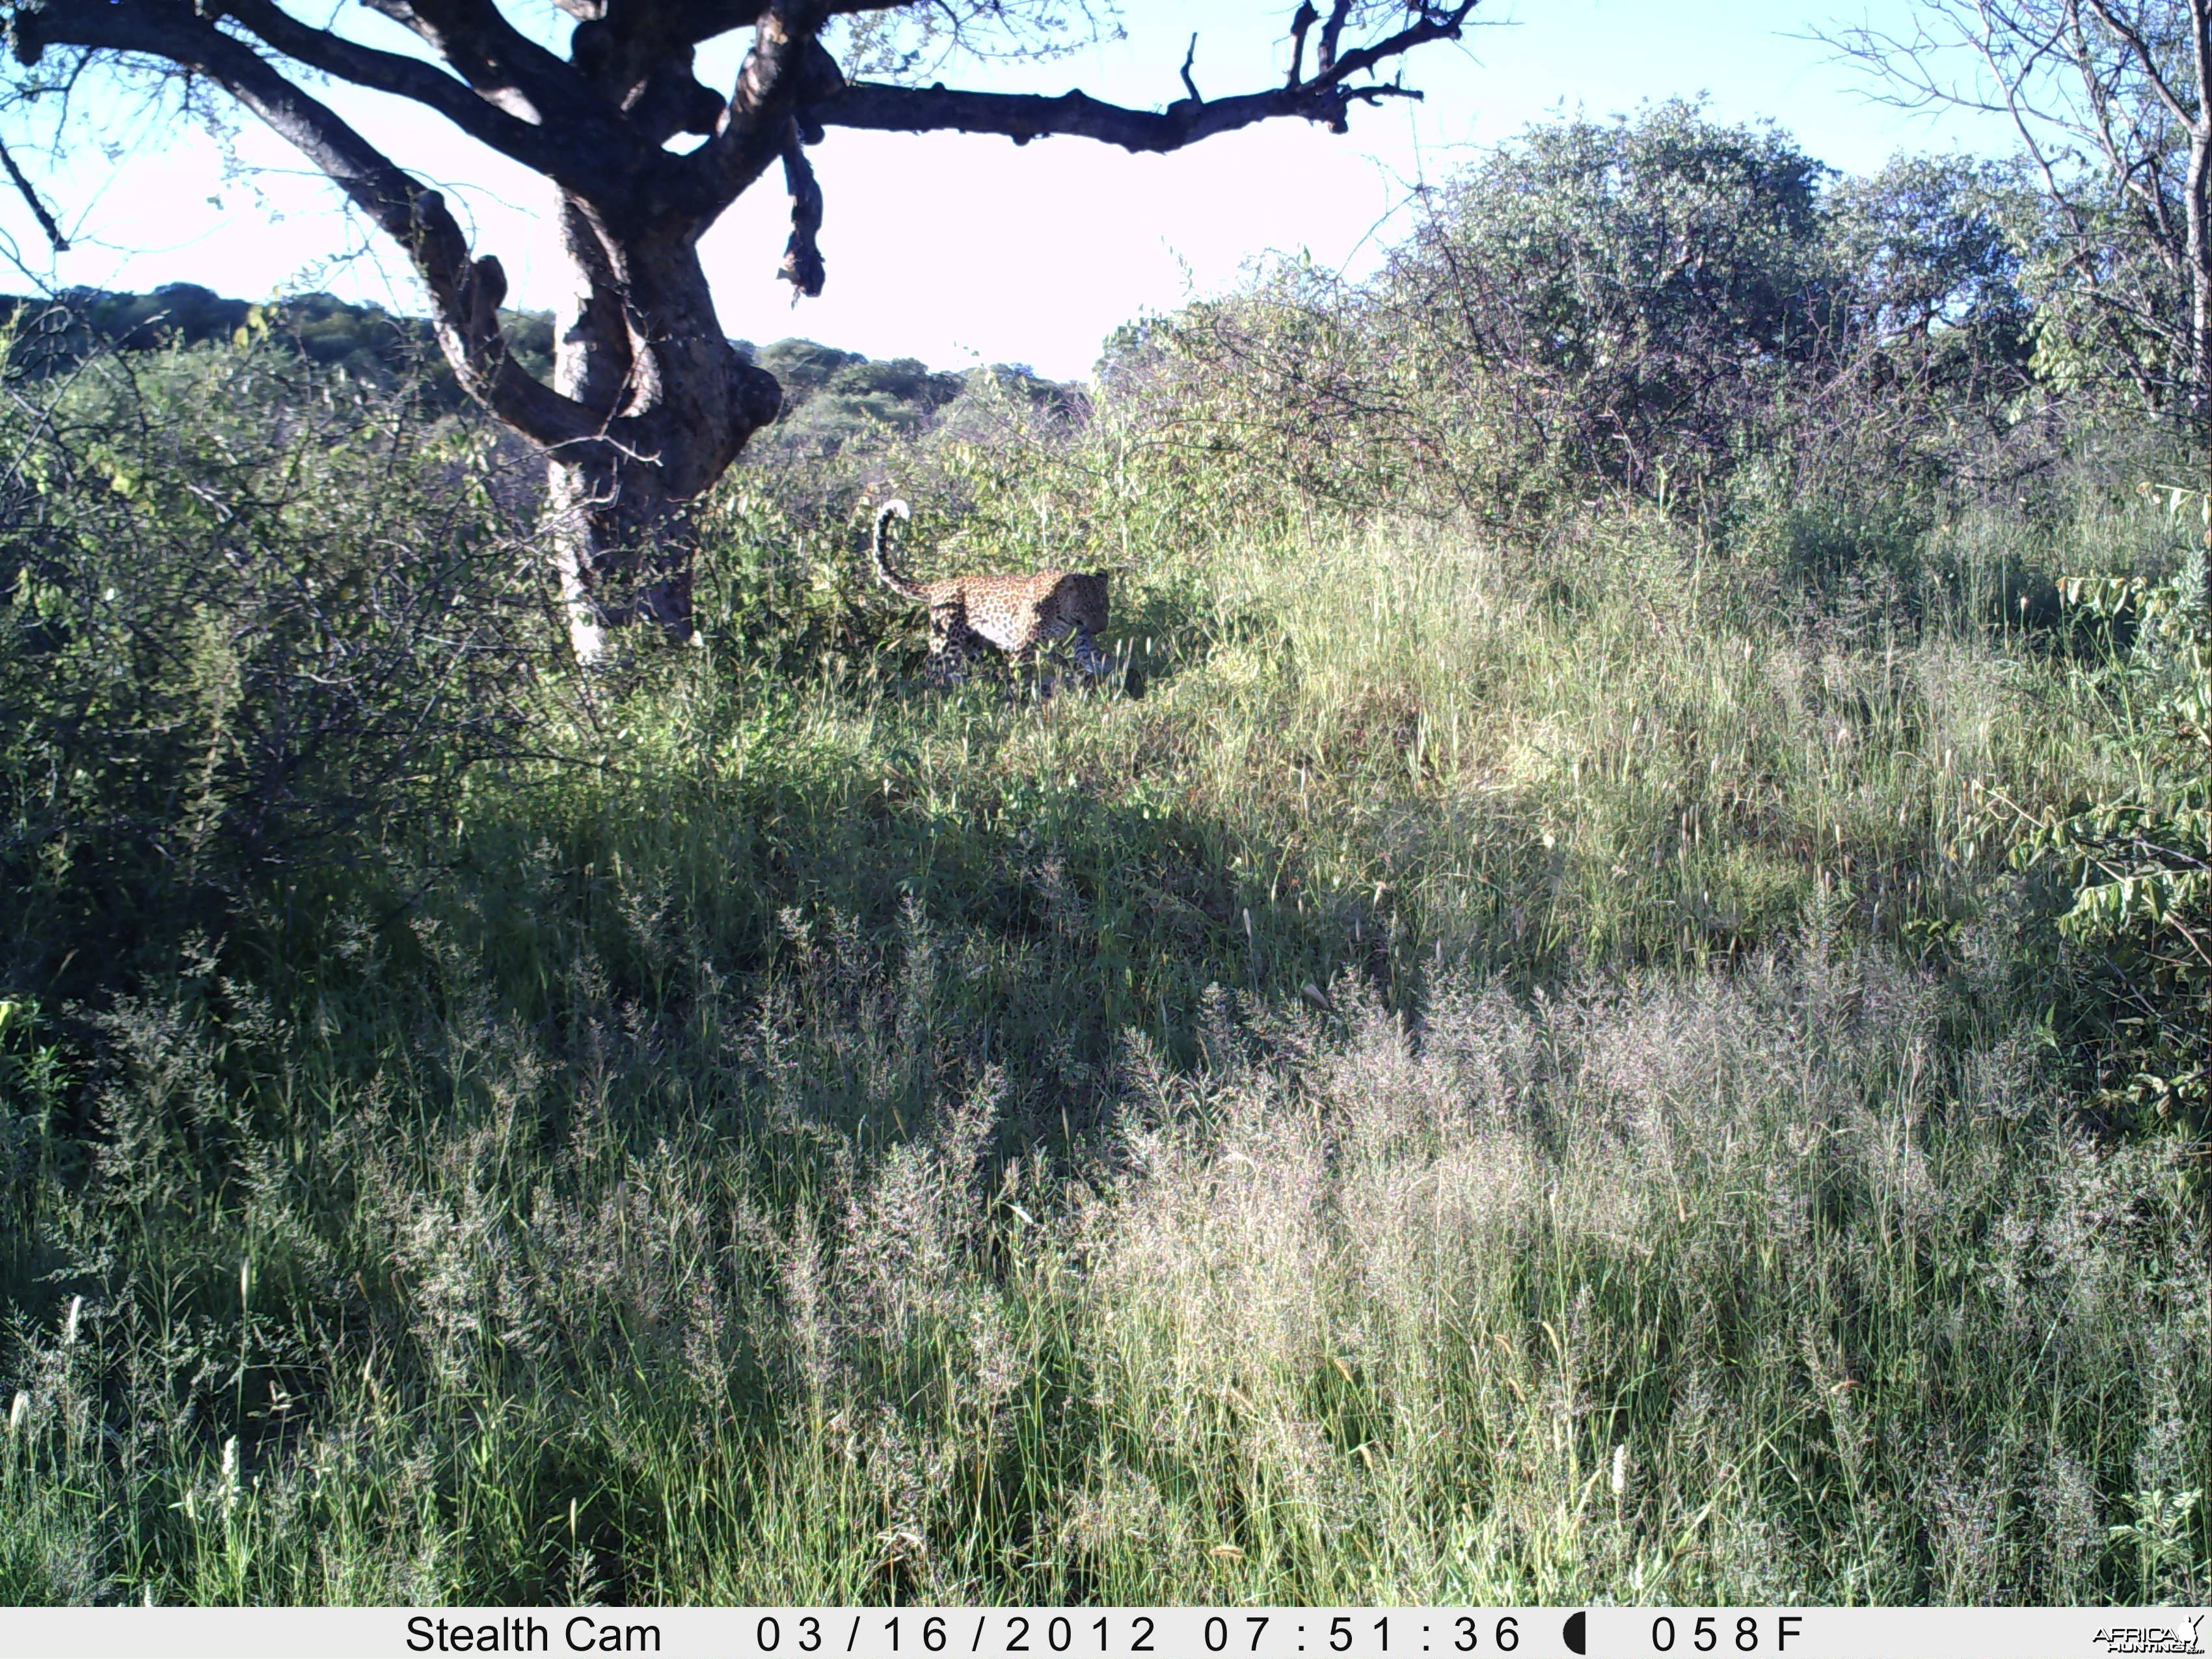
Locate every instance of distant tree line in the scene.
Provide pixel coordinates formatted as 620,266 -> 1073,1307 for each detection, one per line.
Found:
0,283 -> 556,409
0,285 -> 1077,444
740,338 -> 1081,462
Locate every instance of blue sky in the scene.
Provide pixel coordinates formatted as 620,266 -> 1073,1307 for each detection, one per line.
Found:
1,0 -> 2014,380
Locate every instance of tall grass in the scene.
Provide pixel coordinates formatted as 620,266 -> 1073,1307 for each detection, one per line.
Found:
3,450 -> 2207,1603
5,909 -> 2203,1602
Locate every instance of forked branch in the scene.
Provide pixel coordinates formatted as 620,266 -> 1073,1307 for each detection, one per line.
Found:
20,0 -> 634,196
806,1 -> 1474,152
0,136 -> 66,251
12,0 -> 593,444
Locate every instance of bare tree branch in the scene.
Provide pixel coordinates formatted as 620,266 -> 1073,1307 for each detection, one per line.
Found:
806,2 -> 1470,152
1319,5 -> 1474,91
2079,0 -> 2197,126
0,135 -> 67,251
20,0 -> 633,198
1317,0 -> 1353,75
809,74 -> 1415,149
1286,1 -> 1319,87
13,0 -> 594,444
352,0 -> 594,122
668,0 -> 838,224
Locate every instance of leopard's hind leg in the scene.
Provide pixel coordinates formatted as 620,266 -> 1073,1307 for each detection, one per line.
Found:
926,604 -> 974,685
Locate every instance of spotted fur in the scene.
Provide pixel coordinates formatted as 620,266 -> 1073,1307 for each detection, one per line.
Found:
871,500 -> 1111,685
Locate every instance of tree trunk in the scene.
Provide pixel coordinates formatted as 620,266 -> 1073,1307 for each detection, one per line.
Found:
2189,140 -> 2212,632
2192,1 -> 2212,635
2191,124 -> 2212,422
545,196 -> 782,664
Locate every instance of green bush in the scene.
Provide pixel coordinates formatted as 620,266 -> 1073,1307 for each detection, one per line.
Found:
0,337 -> 550,988
1133,107 -> 2042,539
2006,520 -> 2211,1169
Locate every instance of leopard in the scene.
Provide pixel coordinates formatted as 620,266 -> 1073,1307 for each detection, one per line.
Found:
870,499 -> 1113,687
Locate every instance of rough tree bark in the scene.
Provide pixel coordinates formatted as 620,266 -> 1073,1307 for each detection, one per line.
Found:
543,200 -> 784,661
6,0 -> 1480,663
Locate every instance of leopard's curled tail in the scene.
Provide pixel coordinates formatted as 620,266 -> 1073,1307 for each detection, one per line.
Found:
871,500 -> 925,602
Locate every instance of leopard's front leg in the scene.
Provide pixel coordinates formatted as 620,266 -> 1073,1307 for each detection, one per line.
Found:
1071,625 -> 1112,679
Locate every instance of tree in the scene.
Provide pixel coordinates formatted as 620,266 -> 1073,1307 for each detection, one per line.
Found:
0,0 -> 1479,663
1392,101 -> 1837,496
1824,152 -> 2032,417
1826,3 -> 2212,414
1828,0 -> 2212,629
1154,103 -> 1861,524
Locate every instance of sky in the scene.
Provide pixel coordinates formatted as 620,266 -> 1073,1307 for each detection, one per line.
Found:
0,0 -> 2014,381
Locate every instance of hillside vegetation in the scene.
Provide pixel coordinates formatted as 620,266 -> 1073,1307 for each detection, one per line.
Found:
1,105 -> 2206,1604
